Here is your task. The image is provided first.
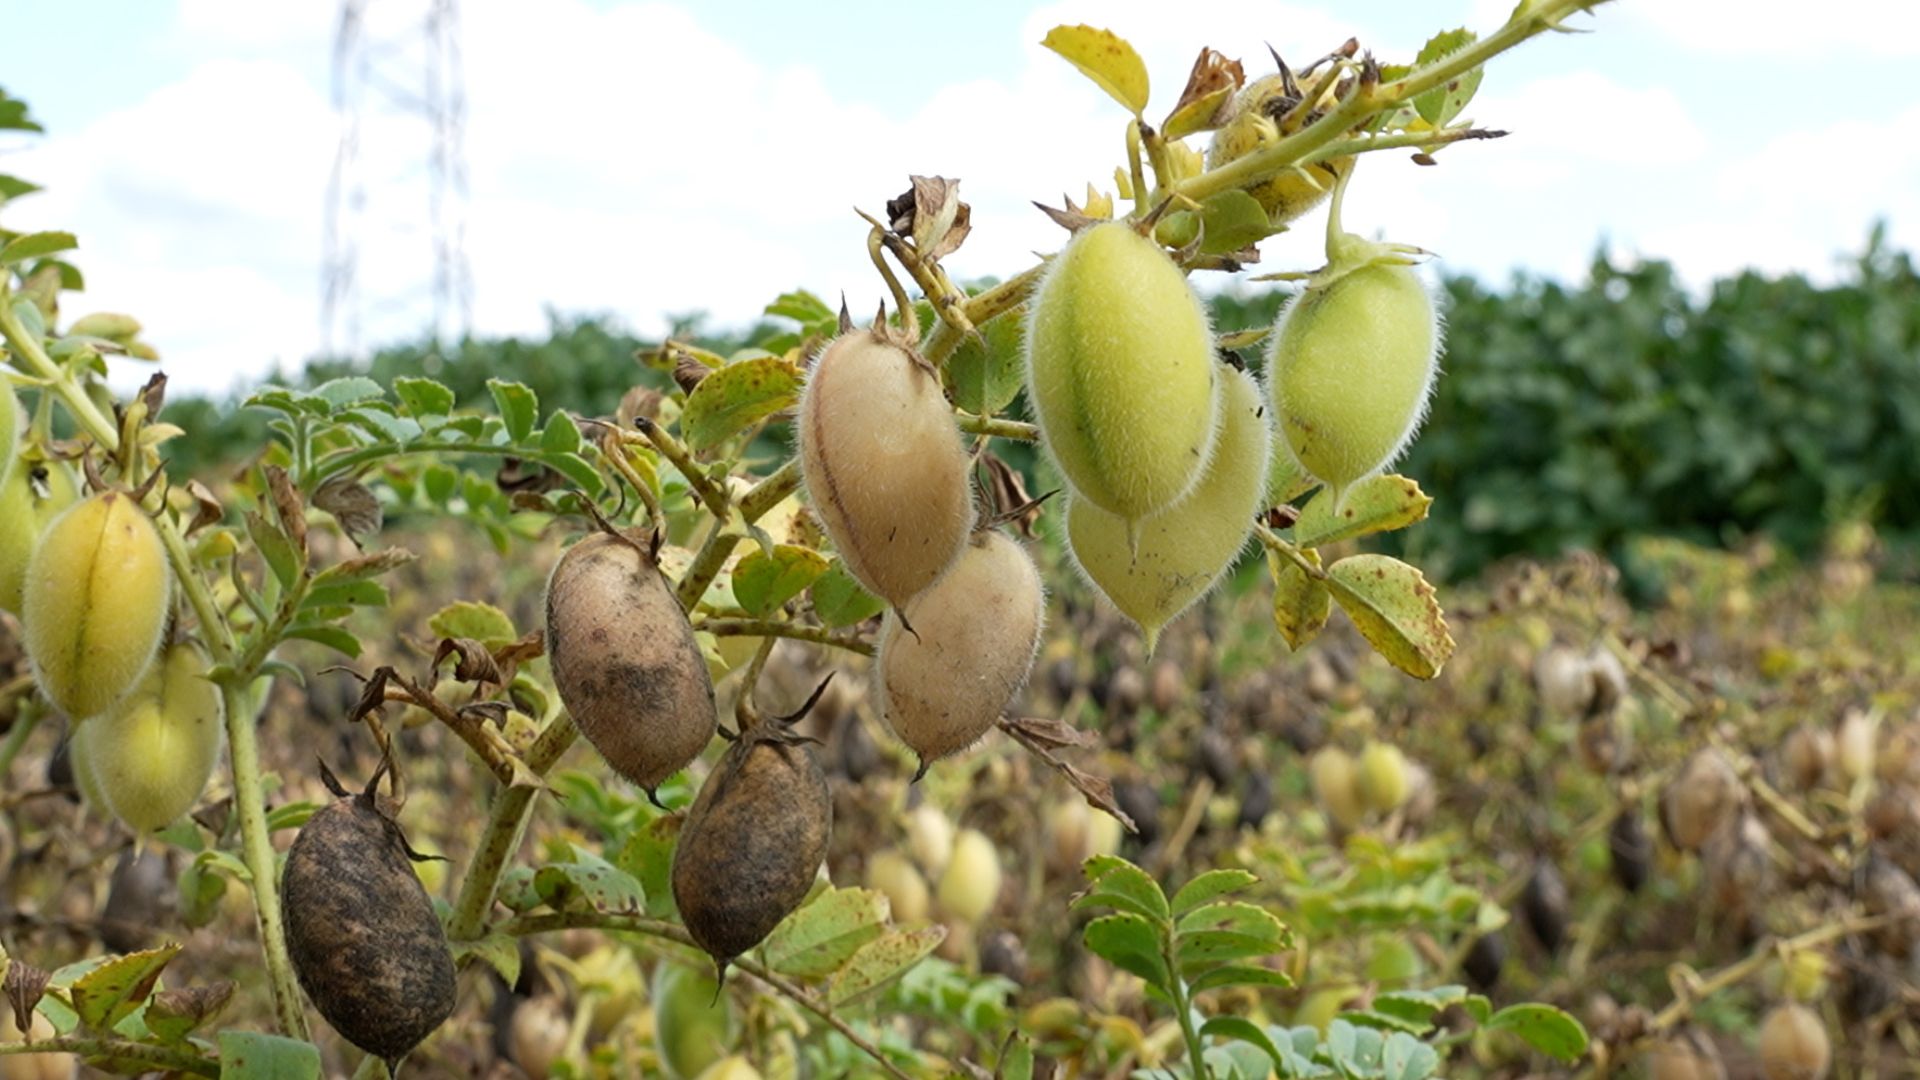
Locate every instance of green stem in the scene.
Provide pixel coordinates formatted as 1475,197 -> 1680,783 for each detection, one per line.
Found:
1167,963 -> 1210,1080
695,617 -> 874,656
219,677 -> 310,1039
0,1037 -> 219,1077
674,526 -> 744,614
921,264 -> 1045,368
447,711 -> 581,942
635,418 -> 730,519
0,694 -> 45,779
0,299 -> 119,447
955,414 -> 1038,442
737,458 -> 802,523
1305,124 -> 1509,167
1252,523 -> 1326,580
674,458 -> 805,613
502,911 -> 917,1080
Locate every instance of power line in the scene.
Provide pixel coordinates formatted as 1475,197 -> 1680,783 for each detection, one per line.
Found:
321,0 -> 470,360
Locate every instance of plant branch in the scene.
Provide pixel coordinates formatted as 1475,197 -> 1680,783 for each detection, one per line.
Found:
218,677 -> 310,1039
675,458 -> 805,613
0,1036 -> 219,1077
0,694 -> 46,779
1252,524 -> 1326,580
446,711 -> 581,942
503,911 -> 917,1080
635,418 -> 730,520
694,618 -> 875,657
1648,913 -> 1891,1033
922,264 -> 1045,368
955,414 -> 1038,442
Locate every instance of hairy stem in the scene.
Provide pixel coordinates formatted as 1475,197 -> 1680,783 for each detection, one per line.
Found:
1252,523 -> 1327,580
695,617 -> 875,657
635,417 -> 730,519
0,1036 -> 219,1077
219,678 -> 310,1039
447,711 -> 581,942
955,414 -> 1039,442
674,458 -> 805,613
921,264 -> 1045,367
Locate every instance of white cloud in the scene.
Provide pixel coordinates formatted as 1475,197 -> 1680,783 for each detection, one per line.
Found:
1625,1 -> 1920,58
1630,101 -> 1920,284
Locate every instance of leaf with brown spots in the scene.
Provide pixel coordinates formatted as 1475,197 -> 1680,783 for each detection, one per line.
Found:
71,943 -> 182,1032
1042,24 -> 1150,116
1326,554 -> 1455,679
146,980 -> 235,1043
1292,473 -> 1432,547
826,926 -> 947,1006
534,843 -> 646,915
680,354 -> 803,451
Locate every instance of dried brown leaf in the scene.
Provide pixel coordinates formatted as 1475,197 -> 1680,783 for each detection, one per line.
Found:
138,372 -> 168,418
313,475 -> 383,549
433,637 -> 503,686
184,480 -> 224,535
496,457 -> 561,495
262,464 -> 307,560
4,960 -> 50,1037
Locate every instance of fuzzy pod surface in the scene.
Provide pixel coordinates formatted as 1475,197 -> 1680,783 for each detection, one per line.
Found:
283,764 -> 456,1069
0,457 -> 79,614
74,639 -> 223,833
797,329 -> 974,609
0,386 -> 17,486
1757,1002 -> 1830,1080
1266,238 -> 1441,507
546,528 -> 716,797
1026,222 -> 1219,523
877,529 -> 1043,774
1066,364 -> 1269,653
23,491 -> 172,718
671,730 -> 832,969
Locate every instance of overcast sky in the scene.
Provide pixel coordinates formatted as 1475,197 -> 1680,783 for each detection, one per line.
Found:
5,0 -> 1918,396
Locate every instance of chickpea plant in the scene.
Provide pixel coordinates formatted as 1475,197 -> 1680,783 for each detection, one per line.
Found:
0,4 -> 1613,1077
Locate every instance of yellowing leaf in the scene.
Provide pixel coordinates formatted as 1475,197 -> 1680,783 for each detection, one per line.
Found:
762,886 -> 891,979
1269,548 -> 1331,651
1325,554 -> 1454,679
827,926 -> 945,1005
1293,474 -> 1432,548
1042,25 -> 1149,116
680,355 -> 802,451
